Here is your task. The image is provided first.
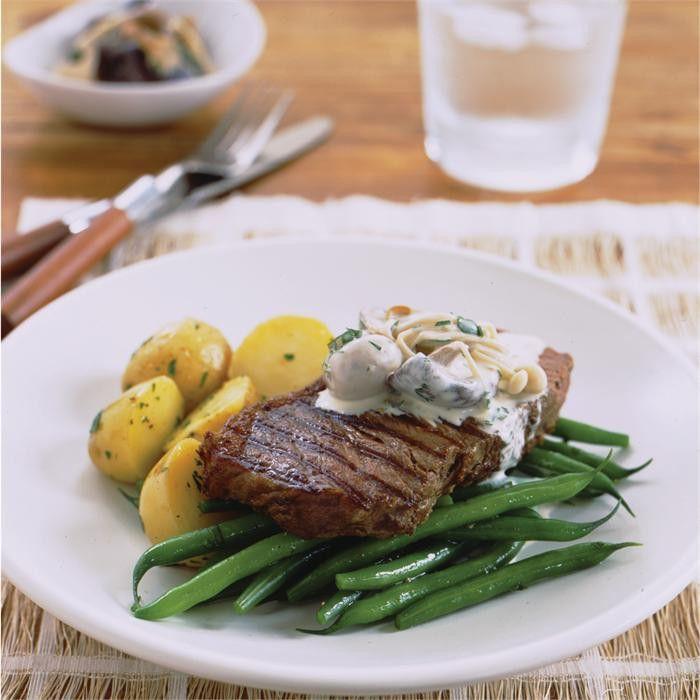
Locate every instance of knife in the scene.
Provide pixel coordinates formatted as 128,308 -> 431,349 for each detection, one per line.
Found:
1,116 -> 333,277
1,116 -> 333,336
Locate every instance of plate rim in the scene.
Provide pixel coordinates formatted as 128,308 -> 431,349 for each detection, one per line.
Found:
2,237 -> 698,693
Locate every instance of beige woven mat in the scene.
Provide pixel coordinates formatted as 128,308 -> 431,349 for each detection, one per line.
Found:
3,197 -> 699,699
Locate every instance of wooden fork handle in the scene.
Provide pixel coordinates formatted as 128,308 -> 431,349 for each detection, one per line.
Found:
2,219 -> 72,277
2,207 -> 132,337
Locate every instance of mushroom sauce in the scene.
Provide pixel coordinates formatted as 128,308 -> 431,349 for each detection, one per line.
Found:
316,306 -> 548,469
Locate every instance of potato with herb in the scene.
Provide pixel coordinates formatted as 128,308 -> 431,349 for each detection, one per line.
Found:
88,376 -> 184,483
228,315 -> 332,399
164,376 -> 257,451
122,318 -> 231,411
139,438 -> 235,551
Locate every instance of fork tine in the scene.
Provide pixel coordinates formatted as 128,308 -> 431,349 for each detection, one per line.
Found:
213,87 -> 275,157
219,89 -> 294,170
195,84 -> 255,159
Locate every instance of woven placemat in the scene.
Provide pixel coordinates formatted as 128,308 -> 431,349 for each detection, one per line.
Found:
3,197 -> 699,699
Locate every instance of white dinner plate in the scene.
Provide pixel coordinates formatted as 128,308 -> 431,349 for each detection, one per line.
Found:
2,239 -> 697,694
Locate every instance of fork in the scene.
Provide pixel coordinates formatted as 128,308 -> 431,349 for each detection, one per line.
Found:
2,86 -> 293,277
2,85 -> 293,335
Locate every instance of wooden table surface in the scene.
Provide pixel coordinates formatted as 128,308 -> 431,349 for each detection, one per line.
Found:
2,0 -> 698,237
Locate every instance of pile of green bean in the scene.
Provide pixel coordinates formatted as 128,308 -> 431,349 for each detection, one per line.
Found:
130,417 -> 649,631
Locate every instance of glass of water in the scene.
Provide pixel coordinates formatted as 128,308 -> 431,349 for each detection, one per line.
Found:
418,0 -> 627,192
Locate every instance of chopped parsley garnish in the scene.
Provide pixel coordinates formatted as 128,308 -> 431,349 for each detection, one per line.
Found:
89,411 -> 102,434
368,341 -> 382,351
199,371 -> 209,387
434,320 -> 451,327
167,359 -> 177,377
456,317 -> 482,336
105,450 -> 112,460
283,353 -> 295,361
328,328 -> 362,353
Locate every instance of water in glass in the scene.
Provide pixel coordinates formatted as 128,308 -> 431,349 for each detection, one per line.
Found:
418,0 -> 627,192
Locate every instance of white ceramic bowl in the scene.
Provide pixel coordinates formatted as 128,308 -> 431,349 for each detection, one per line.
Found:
3,0 -> 266,127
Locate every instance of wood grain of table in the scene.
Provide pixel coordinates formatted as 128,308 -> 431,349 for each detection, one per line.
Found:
2,0 -> 698,237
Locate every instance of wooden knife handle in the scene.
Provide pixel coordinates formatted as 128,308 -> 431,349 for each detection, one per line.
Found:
1,207 -> 132,337
1,219 -> 72,277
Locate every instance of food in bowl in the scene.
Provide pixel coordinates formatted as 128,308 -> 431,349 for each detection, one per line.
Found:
55,2 -> 214,82
87,308 -> 648,632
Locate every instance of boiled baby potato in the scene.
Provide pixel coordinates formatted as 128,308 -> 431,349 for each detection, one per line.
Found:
122,318 -> 232,411
88,376 -> 184,483
228,315 -> 332,398
139,438 -> 233,551
164,376 -> 257,451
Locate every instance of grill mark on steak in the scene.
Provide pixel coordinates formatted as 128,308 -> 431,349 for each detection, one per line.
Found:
243,428 -> 371,505
282,402 -> 425,478
201,347 -> 573,539
253,414 -> 415,504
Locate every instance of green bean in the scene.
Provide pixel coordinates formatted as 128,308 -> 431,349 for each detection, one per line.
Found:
304,542 -> 524,633
395,541 -> 640,629
287,468 -> 601,602
233,543 -> 332,613
132,514 -> 278,602
446,501 -> 620,542
336,541 -> 465,591
316,590 -> 363,625
524,448 -> 633,515
452,480 -> 513,502
540,438 -> 651,480
198,499 -> 247,514
436,495 -> 454,507
510,463 -> 603,502
554,417 -> 629,447
133,533 -> 324,620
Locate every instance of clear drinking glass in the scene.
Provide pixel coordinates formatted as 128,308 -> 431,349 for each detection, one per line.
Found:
418,0 -> 627,192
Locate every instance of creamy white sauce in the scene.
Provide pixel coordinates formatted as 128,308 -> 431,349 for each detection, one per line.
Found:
318,328 -> 548,468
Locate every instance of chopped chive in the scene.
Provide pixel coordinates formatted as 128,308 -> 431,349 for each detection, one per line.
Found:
283,353 -> 295,361
328,328 -> 362,353
105,450 -> 112,459
167,359 -> 177,377
199,371 -> 209,387
435,320 -> 451,327
368,341 -> 382,351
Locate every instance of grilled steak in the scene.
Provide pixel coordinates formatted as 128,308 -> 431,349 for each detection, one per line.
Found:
201,348 -> 573,539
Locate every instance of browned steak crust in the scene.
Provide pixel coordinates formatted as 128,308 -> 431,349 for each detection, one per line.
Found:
201,348 -> 573,539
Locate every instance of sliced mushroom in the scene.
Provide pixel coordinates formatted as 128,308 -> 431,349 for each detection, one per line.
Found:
359,308 -> 395,338
388,353 -> 492,409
